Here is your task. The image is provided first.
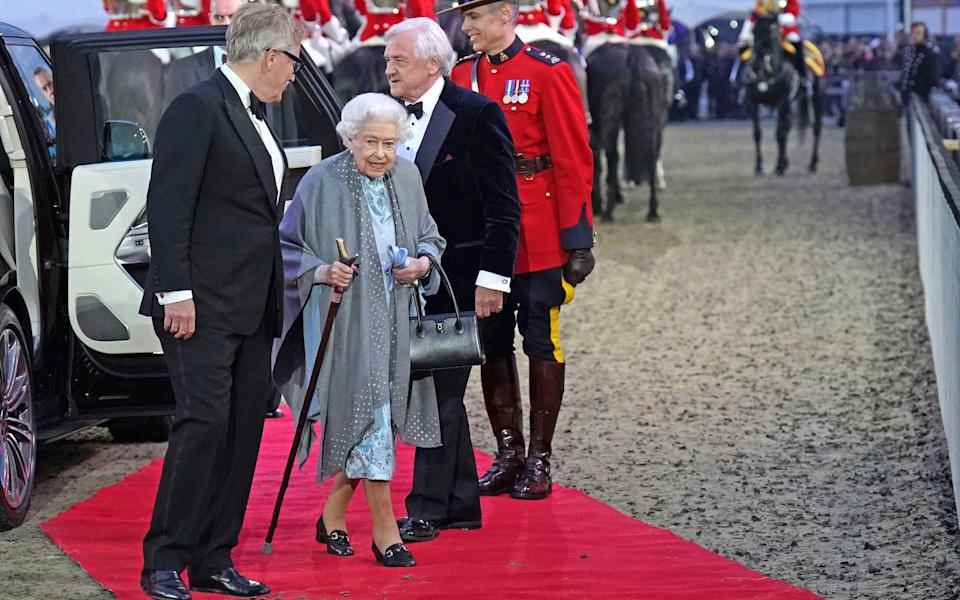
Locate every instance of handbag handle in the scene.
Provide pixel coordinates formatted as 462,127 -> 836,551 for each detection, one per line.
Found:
412,255 -> 465,334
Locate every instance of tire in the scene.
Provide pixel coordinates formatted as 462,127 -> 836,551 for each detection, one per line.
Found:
0,304 -> 36,531
107,415 -> 172,443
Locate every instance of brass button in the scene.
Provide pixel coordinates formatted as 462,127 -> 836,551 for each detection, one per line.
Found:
545,192 -> 551,197
491,68 -> 498,74
511,106 -> 517,111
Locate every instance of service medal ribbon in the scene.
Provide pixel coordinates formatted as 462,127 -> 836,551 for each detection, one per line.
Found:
518,79 -> 531,104
503,80 -> 515,104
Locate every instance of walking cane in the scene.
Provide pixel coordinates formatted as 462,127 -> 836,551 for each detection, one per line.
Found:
262,238 -> 358,555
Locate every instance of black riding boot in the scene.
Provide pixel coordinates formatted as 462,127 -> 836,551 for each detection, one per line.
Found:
478,354 -> 526,496
511,359 -> 564,500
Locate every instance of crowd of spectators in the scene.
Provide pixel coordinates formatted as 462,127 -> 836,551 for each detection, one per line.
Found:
669,29 -> 960,123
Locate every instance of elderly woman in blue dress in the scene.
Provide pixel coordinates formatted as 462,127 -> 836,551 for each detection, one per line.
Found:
273,93 -> 445,568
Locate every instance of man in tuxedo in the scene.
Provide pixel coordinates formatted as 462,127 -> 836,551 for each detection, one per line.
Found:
384,17 -> 521,544
138,4 -> 302,599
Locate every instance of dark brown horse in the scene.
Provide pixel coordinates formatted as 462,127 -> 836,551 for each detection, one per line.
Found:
588,41 -> 672,222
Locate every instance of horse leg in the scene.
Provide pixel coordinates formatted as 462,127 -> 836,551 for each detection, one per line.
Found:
646,174 -> 660,223
590,127 -> 605,217
775,100 -> 791,176
753,103 -> 763,176
656,159 -> 666,190
809,82 -> 823,172
605,143 -> 622,221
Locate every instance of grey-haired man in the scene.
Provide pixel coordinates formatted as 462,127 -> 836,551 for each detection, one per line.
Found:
139,4 -> 303,598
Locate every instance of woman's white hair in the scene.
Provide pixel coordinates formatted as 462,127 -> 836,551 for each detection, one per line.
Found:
226,3 -> 303,63
336,93 -> 413,145
384,17 -> 457,76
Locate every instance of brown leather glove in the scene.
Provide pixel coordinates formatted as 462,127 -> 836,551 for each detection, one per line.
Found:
563,248 -> 595,286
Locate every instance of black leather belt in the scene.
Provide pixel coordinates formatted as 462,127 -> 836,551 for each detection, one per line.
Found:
515,154 -> 552,175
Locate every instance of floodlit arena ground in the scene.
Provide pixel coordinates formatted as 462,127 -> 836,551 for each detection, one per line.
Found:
2,121 -> 957,599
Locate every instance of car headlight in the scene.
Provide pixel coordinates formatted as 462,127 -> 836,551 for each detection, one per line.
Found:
115,211 -> 150,265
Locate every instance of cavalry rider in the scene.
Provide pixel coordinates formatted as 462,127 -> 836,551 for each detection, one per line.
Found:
354,0 -> 436,43
627,0 -> 671,42
579,0 -> 641,58
103,0 -> 168,31
171,0 -> 211,27
444,0 -> 596,501
292,0 -> 352,73
738,0 -> 807,87
516,0 -> 578,44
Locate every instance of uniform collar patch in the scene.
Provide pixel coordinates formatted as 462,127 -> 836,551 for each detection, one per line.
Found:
487,37 -> 525,65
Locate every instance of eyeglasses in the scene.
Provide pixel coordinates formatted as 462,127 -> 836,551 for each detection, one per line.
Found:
268,48 -> 304,74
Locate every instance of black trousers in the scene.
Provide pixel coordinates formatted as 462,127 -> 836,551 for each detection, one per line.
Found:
405,367 -> 481,523
142,314 -> 272,575
481,268 -> 575,363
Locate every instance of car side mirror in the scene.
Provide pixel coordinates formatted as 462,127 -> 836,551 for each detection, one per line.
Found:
102,120 -> 150,162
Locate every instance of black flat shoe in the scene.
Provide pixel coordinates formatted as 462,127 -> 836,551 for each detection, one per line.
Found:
316,515 -> 354,556
140,570 -> 191,600
372,542 -> 416,567
189,567 -> 269,597
397,517 -> 440,543
265,407 -> 284,418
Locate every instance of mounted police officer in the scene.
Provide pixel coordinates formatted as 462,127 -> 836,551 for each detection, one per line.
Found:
440,0 -> 595,500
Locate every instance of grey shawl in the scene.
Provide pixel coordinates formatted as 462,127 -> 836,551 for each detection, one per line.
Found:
272,151 -> 445,481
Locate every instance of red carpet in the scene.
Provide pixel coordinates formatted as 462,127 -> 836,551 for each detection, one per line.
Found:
42,414 -> 820,599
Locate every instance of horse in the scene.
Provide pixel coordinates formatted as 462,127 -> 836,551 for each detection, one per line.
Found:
587,39 -> 672,222
331,42 -> 389,102
738,13 -> 823,175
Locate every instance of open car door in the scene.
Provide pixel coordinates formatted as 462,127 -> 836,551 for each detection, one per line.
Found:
52,27 -> 342,357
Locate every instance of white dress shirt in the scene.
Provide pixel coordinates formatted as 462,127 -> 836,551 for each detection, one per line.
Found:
157,64 -> 285,306
398,77 -> 511,294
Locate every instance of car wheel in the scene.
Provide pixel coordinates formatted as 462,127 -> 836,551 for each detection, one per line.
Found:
107,415 -> 172,443
0,305 -> 35,531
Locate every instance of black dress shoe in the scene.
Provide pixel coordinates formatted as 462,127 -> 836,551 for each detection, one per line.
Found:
372,542 -> 416,567
397,517 -> 440,543
140,570 -> 191,600
189,567 -> 270,597
316,515 -> 354,556
265,407 -> 284,419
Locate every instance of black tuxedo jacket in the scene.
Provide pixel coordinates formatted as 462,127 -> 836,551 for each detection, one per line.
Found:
139,71 -> 286,336
415,79 -> 520,315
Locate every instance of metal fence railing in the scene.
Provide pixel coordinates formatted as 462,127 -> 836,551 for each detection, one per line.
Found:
911,91 -> 960,519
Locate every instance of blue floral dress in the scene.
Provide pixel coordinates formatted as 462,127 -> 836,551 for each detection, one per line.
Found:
342,176 -> 397,481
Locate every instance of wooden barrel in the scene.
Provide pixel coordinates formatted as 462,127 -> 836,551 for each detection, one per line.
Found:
845,74 -> 901,186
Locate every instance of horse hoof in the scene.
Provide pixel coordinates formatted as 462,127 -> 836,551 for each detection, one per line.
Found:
755,167 -> 763,176
645,213 -> 661,224
809,163 -> 818,173
601,213 -> 615,224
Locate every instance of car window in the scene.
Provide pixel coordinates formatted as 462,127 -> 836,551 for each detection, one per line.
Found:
93,45 -> 333,161
6,44 -> 56,158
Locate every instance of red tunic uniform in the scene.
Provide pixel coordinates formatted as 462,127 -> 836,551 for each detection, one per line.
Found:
581,0 -> 640,38
354,0 -> 404,41
103,0 -> 168,31
628,0 -> 670,40
452,38 -> 593,275
517,0 -> 576,33
172,0 -> 211,27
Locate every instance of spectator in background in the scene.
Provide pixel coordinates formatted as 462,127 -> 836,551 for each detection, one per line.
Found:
901,21 -> 939,106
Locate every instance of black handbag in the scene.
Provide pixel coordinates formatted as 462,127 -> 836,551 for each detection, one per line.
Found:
410,255 -> 485,373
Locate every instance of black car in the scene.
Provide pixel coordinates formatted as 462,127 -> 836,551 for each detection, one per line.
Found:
0,22 -> 342,530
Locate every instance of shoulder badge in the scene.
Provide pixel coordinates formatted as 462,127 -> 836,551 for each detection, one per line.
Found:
456,52 -> 482,66
524,46 -> 562,66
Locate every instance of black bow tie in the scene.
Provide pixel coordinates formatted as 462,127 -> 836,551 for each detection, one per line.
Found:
249,93 -> 266,120
405,101 -> 424,120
